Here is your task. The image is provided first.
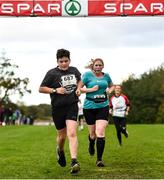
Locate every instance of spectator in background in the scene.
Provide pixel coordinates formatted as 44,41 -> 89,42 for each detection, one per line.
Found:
0,104 -> 4,125
3,107 -> 13,125
29,115 -> 34,125
14,109 -> 22,125
78,99 -> 85,131
11,111 -> 17,125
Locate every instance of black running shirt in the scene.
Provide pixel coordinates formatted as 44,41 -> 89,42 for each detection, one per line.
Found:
40,66 -> 81,108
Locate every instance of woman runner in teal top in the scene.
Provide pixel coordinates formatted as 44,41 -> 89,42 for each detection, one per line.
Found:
81,58 -> 114,167
82,70 -> 112,109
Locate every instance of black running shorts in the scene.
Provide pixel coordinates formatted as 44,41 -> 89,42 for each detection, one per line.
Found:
83,106 -> 109,125
52,103 -> 78,130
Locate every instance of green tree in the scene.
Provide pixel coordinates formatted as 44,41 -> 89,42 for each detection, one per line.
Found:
18,103 -> 51,121
122,64 -> 164,124
156,103 -> 164,123
0,52 -> 31,104
36,104 -> 51,120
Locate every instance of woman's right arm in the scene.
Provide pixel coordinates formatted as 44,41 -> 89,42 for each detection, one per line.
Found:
81,85 -> 99,93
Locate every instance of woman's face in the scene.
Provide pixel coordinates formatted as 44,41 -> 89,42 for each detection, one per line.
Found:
93,60 -> 104,73
115,85 -> 122,95
57,57 -> 70,70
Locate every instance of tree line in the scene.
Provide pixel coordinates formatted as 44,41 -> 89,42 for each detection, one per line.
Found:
121,63 -> 164,124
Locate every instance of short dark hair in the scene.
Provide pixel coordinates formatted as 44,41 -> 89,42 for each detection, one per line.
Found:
56,49 -> 70,60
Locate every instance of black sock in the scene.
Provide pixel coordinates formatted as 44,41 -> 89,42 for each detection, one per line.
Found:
96,137 -> 105,161
71,158 -> 77,164
89,135 -> 95,145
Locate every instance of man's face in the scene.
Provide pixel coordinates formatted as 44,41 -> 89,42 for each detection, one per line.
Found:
57,57 -> 70,70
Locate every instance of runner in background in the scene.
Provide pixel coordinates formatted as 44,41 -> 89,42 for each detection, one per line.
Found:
109,85 -> 130,146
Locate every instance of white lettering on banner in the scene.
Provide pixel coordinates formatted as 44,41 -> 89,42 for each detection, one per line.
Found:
1,4 -> 13,13
0,2 -> 61,14
48,4 -> 60,13
120,3 -> 133,13
151,3 -> 163,12
1,1 -> 164,16
134,3 -> 148,12
31,3 -> 45,13
17,4 -> 30,13
104,3 -> 116,13
104,2 -> 164,13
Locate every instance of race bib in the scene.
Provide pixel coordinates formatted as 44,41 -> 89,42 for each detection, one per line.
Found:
61,74 -> 77,94
93,94 -> 107,103
93,94 -> 106,99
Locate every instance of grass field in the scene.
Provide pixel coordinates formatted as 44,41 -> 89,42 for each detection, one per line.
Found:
0,124 -> 164,179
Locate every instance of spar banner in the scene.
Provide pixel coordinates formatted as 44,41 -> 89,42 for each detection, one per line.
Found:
0,0 -> 164,16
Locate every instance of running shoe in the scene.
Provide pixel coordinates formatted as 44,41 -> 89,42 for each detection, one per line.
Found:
124,131 -> 129,138
96,160 -> 105,167
70,161 -> 80,174
56,147 -> 66,167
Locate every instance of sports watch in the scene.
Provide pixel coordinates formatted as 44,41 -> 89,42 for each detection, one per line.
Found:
51,88 -> 57,93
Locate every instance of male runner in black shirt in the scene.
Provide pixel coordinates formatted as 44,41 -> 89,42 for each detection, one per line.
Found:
39,49 -> 82,174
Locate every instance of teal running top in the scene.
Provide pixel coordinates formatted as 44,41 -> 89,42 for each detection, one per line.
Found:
82,71 -> 113,109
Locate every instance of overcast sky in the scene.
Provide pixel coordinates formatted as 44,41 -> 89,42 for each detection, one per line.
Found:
0,17 -> 164,105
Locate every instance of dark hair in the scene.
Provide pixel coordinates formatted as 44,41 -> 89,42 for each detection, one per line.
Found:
56,49 -> 70,60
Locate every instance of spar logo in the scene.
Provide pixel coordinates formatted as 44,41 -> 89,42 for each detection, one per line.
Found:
65,0 -> 81,16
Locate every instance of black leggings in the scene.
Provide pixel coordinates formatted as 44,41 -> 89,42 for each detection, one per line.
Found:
113,116 -> 127,145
